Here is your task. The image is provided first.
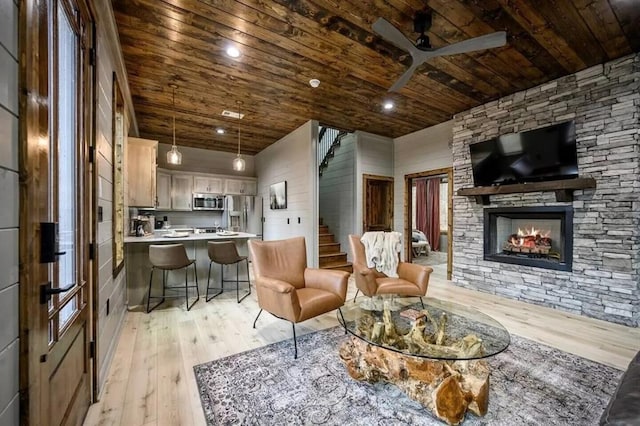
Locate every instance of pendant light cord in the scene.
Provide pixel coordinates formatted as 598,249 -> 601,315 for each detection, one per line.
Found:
237,101 -> 241,156
172,87 -> 176,147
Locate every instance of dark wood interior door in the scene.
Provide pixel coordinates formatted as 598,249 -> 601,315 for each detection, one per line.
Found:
363,175 -> 394,232
19,0 -> 94,424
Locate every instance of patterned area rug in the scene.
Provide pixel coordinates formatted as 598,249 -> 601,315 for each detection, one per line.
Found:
194,326 -> 621,425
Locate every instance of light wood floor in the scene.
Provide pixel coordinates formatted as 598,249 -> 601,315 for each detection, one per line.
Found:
84,268 -> 640,426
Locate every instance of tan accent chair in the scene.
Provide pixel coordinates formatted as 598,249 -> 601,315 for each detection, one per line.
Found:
248,236 -> 350,358
348,234 -> 433,306
147,244 -> 199,313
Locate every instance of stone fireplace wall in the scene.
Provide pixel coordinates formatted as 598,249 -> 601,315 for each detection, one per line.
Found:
452,53 -> 639,327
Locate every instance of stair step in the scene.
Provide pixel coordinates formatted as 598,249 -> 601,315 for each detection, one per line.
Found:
319,224 -> 329,234
320,261 -> 353,273
319,233 -> 335,244
319,252 -> 347,266
319,242 -> 341,255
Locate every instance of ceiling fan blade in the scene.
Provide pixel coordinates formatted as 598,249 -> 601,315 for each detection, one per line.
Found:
372,17 -> 417,54
389,62 -> 420,92
432,31 -> 507,57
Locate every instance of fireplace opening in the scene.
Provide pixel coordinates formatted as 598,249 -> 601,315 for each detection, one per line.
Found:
484,206 -> 573,271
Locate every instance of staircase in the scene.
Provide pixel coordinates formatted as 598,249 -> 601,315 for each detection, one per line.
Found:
319,221 -> 352,273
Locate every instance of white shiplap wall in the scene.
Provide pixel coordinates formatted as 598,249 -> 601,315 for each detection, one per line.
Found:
0,0 -> 20,423
94,16 -> 129,390
355,131 -> 394,236
319,134 -> 356,260
255,120 -> 318,266
392,120 -> 453,235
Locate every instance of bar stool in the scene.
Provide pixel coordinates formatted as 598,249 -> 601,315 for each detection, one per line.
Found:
147,244 -> 199,313
206,241 -> 251,303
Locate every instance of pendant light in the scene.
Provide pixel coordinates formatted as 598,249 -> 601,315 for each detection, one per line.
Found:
232,100 -> 246,172
166,84 -> 182,165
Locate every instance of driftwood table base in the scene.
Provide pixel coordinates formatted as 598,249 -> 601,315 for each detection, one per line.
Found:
339,337 -> 490,425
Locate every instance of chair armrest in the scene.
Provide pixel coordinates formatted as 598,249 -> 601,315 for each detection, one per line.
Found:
256,277 -> 295,294
397,262 -> 433,295
254,277 -> 301,322
352,263 -> 379,297
304,268 -> 349,301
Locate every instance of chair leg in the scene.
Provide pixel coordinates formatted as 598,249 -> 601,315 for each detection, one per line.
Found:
146,267 -> 154,313
186,263 -> 199,311
252,309 -> 263,329
205,261 -> 223,302
338,308 -> 347,334
236,260 -> 251,303
184,266 -> 189,309
146,267 -> 165,313
246,259 -> 251,297
292,322 -> 298,359
352,288 -> 360,303
419,297 -> 424,309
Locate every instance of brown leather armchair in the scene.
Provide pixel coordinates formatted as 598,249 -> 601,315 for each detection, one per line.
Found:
348,234 -> 433,306
248,236 -> 350,358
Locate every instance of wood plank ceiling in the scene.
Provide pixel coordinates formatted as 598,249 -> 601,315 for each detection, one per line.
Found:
112,0 -> 640,155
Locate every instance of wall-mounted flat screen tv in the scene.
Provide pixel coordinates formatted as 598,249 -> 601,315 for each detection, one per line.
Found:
469,121 -> 578,187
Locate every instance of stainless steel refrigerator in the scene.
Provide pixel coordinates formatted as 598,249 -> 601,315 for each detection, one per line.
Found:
223,195 -> 263,238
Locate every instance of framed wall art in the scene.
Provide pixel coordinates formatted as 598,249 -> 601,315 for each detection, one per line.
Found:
269,181 -> 287,210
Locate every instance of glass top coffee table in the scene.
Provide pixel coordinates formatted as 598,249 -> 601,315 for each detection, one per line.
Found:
337,296 -> 511,425
338,296 -> 510,360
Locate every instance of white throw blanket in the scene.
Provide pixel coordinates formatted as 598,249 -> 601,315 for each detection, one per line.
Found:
360,231 -> 402,278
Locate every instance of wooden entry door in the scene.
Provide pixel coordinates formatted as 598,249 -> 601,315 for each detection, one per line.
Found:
19,0 -> 94,424
363,174 -> 394,232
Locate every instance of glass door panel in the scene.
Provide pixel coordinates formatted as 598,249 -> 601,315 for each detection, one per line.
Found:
51,0 -> 81,340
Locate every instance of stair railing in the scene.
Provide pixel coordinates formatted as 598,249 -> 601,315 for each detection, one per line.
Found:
318,126 -> 347,175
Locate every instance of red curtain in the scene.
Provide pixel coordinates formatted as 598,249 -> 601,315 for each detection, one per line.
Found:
415,179 -> 427,238
426,178 -> 440,251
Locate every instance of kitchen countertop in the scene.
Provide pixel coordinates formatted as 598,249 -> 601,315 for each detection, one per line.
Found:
124,231 -> 257,243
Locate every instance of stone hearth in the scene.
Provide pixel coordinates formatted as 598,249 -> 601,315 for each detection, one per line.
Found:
452,53 -> 639,327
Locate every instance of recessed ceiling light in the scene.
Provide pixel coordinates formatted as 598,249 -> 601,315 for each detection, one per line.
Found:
383,101 -> 395,110
226,46 -> 240,58
216,128 -> 225,134
309,78 -> 320,88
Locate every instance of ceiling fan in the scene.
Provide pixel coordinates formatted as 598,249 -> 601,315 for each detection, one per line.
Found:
373,11 -> 507,92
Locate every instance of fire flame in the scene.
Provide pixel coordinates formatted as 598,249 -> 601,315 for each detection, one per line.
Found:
516,227 -> 550,238
510,227 -> 551,248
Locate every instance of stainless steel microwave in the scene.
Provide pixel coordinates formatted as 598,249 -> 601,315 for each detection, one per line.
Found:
192,193 -> 224,210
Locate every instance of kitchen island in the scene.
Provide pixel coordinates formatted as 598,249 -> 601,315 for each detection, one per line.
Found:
124,231 -> 258,309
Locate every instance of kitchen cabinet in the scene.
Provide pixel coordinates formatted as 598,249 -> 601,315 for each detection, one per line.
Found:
224,178 -> 257,195
156,170 -> 172,209
193,176 -> 223,194
126,137 -> 157,207
171,174 -> 193,210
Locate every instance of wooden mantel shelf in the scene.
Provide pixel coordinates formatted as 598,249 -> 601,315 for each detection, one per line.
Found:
457,177 -> 597,205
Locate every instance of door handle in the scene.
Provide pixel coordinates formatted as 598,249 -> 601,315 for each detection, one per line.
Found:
40,282 -> 75,304
54,251 -> 66,256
